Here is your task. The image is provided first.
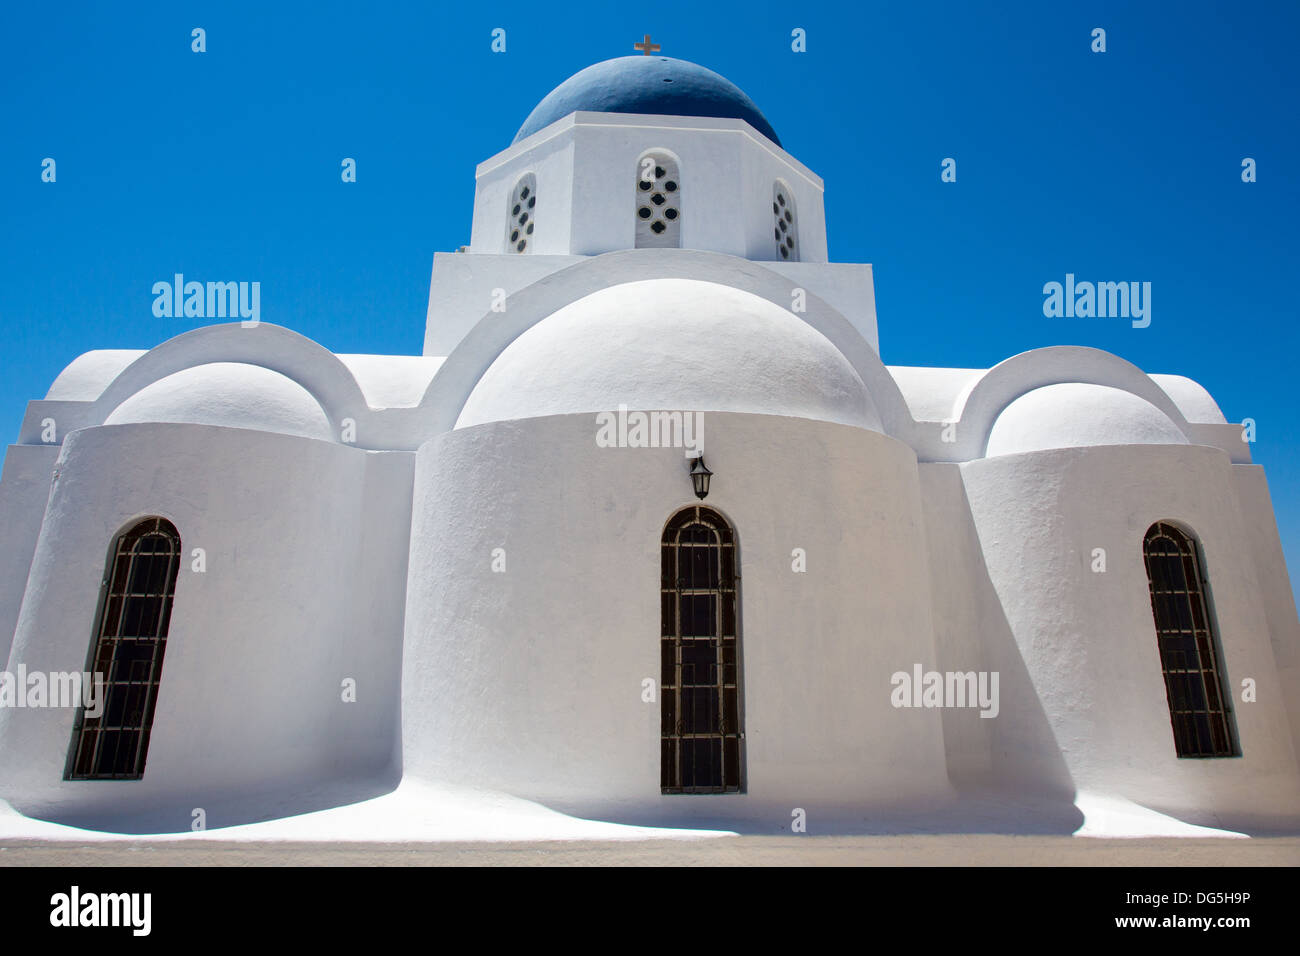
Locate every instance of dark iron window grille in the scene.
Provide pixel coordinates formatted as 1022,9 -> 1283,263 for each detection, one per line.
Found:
65,516 -> 181,780
661,506 -> 742,793
1142,521 -> 1238,758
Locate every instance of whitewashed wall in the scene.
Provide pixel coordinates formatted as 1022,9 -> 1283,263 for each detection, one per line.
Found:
960,443 -> 1300,828
918,462 -> 1078,800
401,411 -> 952,825
0,423 -> 409,831
1227,466 -> 1300,766
470,114 -> 827,262
0,445 -> 59,669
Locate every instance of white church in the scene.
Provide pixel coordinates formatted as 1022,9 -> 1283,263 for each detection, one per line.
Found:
1,51 -> 1298,841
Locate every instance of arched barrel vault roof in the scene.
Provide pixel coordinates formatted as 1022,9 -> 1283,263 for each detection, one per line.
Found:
952,346 -> 1193,459
29,326 -> 457,450
421,248 -> 914,440
91,324 -> 370,435
454,279 -> 881,431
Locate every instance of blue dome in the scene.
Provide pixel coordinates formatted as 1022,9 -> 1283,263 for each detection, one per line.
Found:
513,56 -> 781,146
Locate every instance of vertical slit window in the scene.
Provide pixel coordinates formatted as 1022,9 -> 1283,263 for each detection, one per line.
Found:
506,173 -> 536,253
1142,521 -> 1238,758
65,517 -> 181,780
636,152 -> 680,248
661,506 -> 741,793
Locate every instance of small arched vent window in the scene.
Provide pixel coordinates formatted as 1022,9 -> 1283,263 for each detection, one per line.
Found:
506,173 -> 536,253
773,181 -> 798,261
636,152 -> 681,248
1142,522 -> 1239,758
66,517 -> 182,780
661,505 -> 742,793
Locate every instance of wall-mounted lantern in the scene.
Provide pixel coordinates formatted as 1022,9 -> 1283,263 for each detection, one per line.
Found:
688,454 -> 713,500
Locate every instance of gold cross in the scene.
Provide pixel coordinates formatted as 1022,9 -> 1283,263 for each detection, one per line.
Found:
633,34 -> 660,55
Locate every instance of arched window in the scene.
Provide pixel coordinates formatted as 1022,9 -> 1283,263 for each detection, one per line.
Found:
65,517 -> 181,780
506,173 -> 536,253
661,505 -> 742,793
773,180 -> 798,261
1142,522 -> 1238,758
636,152 -> 680,248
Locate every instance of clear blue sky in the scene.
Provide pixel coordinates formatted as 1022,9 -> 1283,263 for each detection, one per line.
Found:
2,1 -> 1298,598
